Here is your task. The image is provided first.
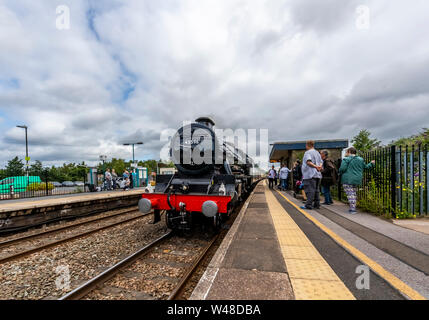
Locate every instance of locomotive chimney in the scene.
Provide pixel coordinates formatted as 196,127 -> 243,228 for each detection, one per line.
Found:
195,117 -> 215,129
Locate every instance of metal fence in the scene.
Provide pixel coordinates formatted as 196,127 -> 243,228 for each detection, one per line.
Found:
332,144 -> 428,218
0,170 -> 88,201
0,168 -> 149,201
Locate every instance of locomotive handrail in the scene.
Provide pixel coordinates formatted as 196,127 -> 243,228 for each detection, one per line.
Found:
162,174 -> 176,193
166,187 -> 175,211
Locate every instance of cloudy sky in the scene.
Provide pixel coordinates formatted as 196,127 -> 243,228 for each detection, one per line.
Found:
0,0 -> 428,168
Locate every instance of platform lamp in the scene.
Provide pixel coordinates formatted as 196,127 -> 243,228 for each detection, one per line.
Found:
99,155 -> 107,176
16,125 -> 29,183
123,142 -> 144,164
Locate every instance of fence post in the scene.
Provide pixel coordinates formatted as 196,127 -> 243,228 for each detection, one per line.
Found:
419,144 -> 423,216
337,158 -> 342,201
83,169 -> 86,193
45,169 -> 49,196
425,144 -> 429,215
391,145 -> 397,218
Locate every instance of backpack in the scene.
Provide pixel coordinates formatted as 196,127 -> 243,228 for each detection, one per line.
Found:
322,159 -> 338,185
331,160 -> 339,185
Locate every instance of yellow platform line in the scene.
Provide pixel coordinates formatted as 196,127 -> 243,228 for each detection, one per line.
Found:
275,189 -> 426,301
264,185 -> 355,300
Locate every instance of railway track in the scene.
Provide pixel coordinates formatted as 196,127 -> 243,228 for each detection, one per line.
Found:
0,207 -> 149,264
58,191 -> 248,301
59,231 -> 219,300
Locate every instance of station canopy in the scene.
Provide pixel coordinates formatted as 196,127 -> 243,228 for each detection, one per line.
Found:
270,139 -> 349,163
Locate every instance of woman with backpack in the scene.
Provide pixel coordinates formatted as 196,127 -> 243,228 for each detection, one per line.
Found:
339,147 -> 375,214
320,150 -> 338,205
292,160 -> 306,200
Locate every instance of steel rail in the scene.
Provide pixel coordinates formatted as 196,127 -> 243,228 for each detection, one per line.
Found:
0,211 -> 149,264
168,234 -> 219,300
0,207 -> 139,249
59,231 -> 173,300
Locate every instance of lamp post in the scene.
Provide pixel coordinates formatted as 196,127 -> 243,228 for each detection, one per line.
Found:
16,125 -> 29,179
99,155 -> 107,186
123,142 -> 143,164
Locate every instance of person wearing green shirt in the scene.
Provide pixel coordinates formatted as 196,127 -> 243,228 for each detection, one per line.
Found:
339,147 -> 375,214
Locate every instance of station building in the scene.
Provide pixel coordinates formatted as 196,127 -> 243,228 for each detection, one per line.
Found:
269,139 -> 349,168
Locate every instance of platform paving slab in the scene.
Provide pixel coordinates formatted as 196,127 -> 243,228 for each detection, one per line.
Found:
392,219 -> 429,236
205,268 -> 294,300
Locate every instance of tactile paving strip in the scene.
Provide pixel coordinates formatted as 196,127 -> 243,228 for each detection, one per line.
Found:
286,259 -> 340,281
264,185 -> 355,300
277,230 -> 314,247
280,246 -> 323,260
291,278 -> 355,300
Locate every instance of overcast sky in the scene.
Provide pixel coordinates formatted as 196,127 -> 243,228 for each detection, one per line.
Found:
1,0 -> 428,168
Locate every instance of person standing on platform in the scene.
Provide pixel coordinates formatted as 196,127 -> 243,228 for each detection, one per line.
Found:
292,160 -> 303,198
339,147 -> 375,214
320,150 -> 338,205
123,170 -> 130,191
111,169 -> 118,190
279,164 -> 291,191
105,169 -> 113,191
268,165 -> 276,189
129,169 -> 134,189
300,140 -> 323,210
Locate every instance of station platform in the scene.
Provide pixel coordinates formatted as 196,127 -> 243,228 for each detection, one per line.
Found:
191,181 -> 429,300
0,188 -> 145,233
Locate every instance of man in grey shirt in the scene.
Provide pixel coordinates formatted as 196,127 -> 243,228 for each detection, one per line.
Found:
300,140 -> 323,210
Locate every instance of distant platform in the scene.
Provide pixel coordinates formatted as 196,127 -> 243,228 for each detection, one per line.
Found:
0,189 -> 145,233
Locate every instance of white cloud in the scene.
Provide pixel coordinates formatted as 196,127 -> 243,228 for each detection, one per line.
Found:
1,0 -> 429,168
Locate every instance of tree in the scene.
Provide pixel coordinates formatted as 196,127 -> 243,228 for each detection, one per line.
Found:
393,128 -> 429,146
97,158 -> 128,176
351,130 -> 381,153
5,156 -> 25,177
0,169 -> 6,180
138,160 -> 158,174
29,160 -> 43,177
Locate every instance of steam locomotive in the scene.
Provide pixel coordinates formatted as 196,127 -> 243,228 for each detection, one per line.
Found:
138,117 -> 259,232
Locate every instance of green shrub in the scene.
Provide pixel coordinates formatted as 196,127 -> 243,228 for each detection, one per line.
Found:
39,182 -> 54,191
27,182 -> 54,191
27,183 -> 40,191
394,209 -> 416,219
